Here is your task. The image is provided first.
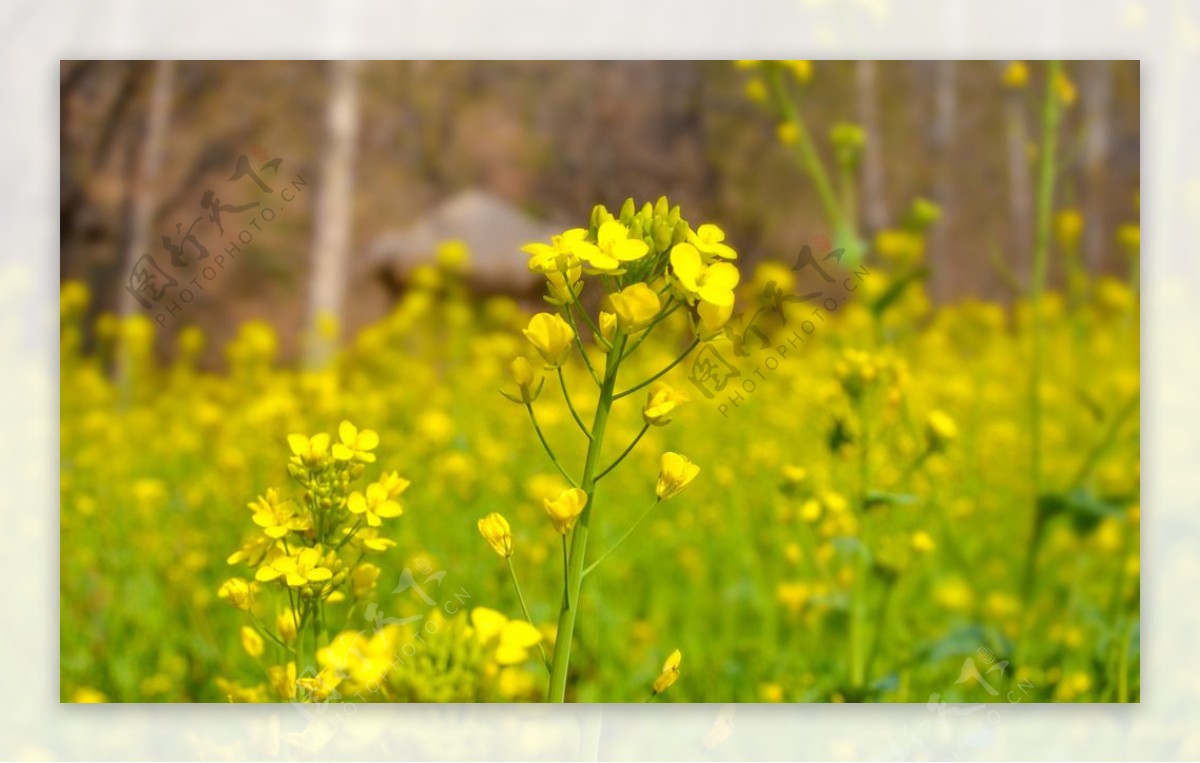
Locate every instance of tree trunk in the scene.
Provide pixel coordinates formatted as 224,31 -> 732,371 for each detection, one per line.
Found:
306,59 -> 362,368
119,60 -> 174,317
931,60 -> 957,302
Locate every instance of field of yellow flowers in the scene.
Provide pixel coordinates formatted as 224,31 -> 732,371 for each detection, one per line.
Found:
60,190 -> 1139,702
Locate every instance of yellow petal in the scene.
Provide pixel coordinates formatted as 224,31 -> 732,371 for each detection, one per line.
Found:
287,434 -> 309,456
339,420 -> 357,444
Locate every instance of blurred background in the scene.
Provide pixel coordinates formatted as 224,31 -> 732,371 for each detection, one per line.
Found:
60,60 -> 1140,363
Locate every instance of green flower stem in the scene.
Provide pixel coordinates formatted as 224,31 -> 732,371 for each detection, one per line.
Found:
557,368 -> 593,441
525,403 -> 579,489
563,305 -> 602,386
766,65 -> 847,244
595,424 -> 650,482
614,338 -> 699,399
506,556 -> 550,670
863,577 -> 897,688
248,609 -> 292,653
1021,60 -> 1062,609
582,498 -> 660,577
547,333 -> 628,702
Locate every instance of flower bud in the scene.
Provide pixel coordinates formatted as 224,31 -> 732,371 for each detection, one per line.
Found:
218,577 -> 253,611
501,357 -> 544,404
478,512 -> 514,557
522,313 -> 575,368
606,283 -> 662,333
543,488 -> 588,535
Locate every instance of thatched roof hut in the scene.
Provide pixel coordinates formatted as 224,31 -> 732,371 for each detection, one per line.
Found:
369,189 -> 563,297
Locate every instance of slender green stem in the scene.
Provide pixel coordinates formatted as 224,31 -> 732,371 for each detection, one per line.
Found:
547,333 -> 628,702
1021,60 -> 1062,611
596,424 -> 650,482
524,403 -> 579,488
614,338 -> 699,399
571,299 -> 604,342
583,498 -> 661,577
557,368 -> 593,440
863,578 -> 896,688
561,536 -> 570,610
563,305 -> 602,386
248,610 -> 292,652
766,65 -> 848,244
506,557 -> 550,670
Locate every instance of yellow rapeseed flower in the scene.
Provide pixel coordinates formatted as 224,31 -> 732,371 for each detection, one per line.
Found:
643,381 -> 690,426
333,420 -> 379,463
523,313 -> 575,368
248,488 -> 310,539
653,649 -> 682,694
656,452 -> 700,500
670,243 -> 740,307
287,432 -> 331,467
686,223 -> 738,261
573,220 -> 649,274
543,487 -> 588,534
347,483 -> 404,527
240,625 -> 264,658
606,283 -> 662,332
478,512 -> 514,557
255,547 -> 335,588
217,577 -> 253,611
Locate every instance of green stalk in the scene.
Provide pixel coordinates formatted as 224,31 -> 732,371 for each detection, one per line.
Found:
547,334 -> 628,702
1021,61 -> 1062,607
506,557 -> 550,670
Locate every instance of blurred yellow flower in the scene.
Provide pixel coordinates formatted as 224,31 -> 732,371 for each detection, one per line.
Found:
1002,61 -> 1028,88
652,649 -> 682,694
240,626 -> 264,658
248,488 -> 309,539
217,577 -> 253,611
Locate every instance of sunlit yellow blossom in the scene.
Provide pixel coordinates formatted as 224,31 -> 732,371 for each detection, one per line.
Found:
478,512 -> 514,557
287,432 -> 330,467
670,243 -> 740,307
240,626 -> 264,658
573,220 -> 649,273
656,452 -> 700,500
606,283 -> 662,332
347,483 -> 404,528
652,649 -> 682,694
333,420 -> 379,463
643,381 -> 690,426
248,488 -> 309,539
686,223 -> 738,261
523,228 -> 587,273
255,546 -> 334,588
543,487 -> 587,534
523,313 -> 575,368
377,470 -> 411,500
218,577 -> 253,611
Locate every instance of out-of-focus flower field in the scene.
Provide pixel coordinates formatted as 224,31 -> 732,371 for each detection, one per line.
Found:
60,221 -> 1140,702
